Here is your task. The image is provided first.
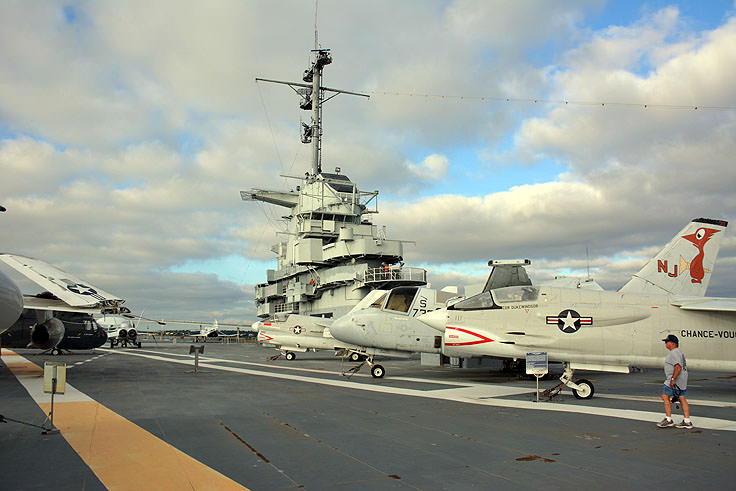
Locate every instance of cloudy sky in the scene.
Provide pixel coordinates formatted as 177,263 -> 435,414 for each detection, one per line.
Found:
1,0 -> 734,327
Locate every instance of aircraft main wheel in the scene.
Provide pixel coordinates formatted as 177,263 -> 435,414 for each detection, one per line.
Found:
285,352 -> 296,361
350,352 -> 362,362
572,379 -> 594,399
371,364 -> 385,378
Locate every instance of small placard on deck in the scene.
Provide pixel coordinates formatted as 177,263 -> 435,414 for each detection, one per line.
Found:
526,352 -> 548,376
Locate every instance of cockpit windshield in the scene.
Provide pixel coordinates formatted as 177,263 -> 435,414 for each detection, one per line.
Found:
384,287 -> 418,313
448,291 -> 496,311
492,286 -> 540,304
369,293 -> 387,309
449,286 -> 540,311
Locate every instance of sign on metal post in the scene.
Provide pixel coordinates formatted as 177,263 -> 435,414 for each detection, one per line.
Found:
43,362 -> 66,394
526,352 -> 548,402
43,362 -> 66,434
526,352 -> 548,375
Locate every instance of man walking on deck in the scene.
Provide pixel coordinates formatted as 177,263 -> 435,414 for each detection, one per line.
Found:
657,334 -> 693,429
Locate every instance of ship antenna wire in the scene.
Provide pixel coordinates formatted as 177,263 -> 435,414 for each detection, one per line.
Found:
255,80 -> 288,182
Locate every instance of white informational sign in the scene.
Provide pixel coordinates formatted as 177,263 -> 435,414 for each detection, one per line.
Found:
526,352 -> 548,376
43,362 -> 66,394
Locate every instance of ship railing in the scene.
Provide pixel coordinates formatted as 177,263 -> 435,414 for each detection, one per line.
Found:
274,302 -> 299,314
364,266 -> 427,284
299,185 -> 379,210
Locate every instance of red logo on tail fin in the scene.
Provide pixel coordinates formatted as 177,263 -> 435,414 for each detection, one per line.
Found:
681,227 -> 720,284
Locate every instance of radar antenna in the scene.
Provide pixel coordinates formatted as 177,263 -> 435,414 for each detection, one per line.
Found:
255,38 -> 368,175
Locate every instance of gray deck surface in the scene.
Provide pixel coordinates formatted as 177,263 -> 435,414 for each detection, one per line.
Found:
2,341 -> 735,490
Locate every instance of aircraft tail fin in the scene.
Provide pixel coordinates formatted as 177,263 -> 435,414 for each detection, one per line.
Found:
619,218 -> 728,296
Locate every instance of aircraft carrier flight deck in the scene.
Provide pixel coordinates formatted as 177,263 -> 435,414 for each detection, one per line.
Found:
2,341 -> 735,490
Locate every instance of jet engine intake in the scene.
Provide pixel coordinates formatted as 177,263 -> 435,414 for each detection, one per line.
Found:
31,317 -> 65,350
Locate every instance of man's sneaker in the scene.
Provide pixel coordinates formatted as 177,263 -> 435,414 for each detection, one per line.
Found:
676,420 -> 694,429
657,418 -> 675,428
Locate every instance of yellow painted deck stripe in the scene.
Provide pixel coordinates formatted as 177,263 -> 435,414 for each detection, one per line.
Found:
2,350 -> 248,491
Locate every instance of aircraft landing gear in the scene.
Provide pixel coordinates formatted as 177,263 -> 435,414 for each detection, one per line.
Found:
342,352 -> 385,379
349,352 -> 367,362
541,362 -> 595,400
284,351 -> 296,361
572,379 -> 594,399
41,347 -> 70,356
370,364 -> 385,378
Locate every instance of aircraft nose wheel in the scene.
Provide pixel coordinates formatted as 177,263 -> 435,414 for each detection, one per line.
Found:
285,352 -> 296,361
349,352 -> 362,362
572,379 -> 595,399
371,364 -> 385,378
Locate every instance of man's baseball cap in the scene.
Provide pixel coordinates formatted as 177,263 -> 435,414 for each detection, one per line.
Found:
662,334 -> 679,344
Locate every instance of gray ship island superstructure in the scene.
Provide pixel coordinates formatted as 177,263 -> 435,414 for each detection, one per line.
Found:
241,46 -> 426,323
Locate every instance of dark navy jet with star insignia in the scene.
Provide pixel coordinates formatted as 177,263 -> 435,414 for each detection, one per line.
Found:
419,218 -> 735,400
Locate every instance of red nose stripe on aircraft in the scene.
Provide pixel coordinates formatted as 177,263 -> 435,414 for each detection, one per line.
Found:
258,333 -> 273,342
444,326 -> 494,346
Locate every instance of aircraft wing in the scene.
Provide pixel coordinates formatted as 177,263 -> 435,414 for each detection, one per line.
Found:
0,254 -> 125,311
140,318 -> 255,330
671,297 -> 736,312
22,295 -> 110,313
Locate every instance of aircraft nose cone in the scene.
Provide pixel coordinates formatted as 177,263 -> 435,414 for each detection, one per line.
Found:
329,315 -> 355,343
417,309 -> 447,332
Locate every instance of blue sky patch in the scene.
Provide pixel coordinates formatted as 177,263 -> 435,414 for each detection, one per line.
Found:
168,254 -> 276,286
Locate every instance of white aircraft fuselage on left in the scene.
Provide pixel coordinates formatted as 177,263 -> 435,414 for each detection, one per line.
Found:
0,269 -> 23,334
418,218 -> 734,399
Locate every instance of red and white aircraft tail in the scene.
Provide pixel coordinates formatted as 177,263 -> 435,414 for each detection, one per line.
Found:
619,218 -> 728,296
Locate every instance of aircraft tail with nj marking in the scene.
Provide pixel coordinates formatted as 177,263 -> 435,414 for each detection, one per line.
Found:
619,218 -> 728,296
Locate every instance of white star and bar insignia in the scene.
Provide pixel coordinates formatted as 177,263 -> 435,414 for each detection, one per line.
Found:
546,309 -> 593,333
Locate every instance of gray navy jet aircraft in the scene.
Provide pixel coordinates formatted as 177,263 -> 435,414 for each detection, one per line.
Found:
331,286 -> 463,377
419,218 -> 734,399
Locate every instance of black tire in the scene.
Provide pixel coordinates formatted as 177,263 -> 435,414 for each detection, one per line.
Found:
371,364 -> 385,378
572,379 -> 595,399
350,352 -> 362,362
285,352 -> 295,361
